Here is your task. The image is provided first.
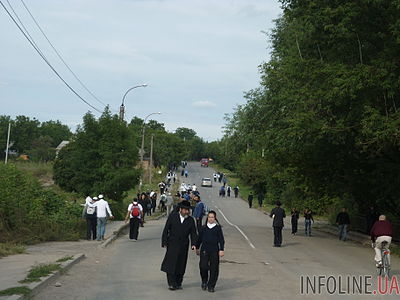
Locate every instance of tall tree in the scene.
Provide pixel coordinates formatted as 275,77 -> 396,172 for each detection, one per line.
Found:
53,109 -> 140,203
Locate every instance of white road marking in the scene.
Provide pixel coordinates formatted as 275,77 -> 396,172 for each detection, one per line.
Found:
215,205 -> 256,249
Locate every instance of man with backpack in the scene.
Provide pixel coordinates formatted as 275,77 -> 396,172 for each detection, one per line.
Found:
82,196 -> 97,240
125,198 -> 143,241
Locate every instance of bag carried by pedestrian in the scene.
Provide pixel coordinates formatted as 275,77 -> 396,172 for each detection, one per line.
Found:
131,203 -> 141,217
86,205 -> 96,215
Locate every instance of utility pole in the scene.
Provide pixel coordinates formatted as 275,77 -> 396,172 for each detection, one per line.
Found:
149,134 -> 154,184
5,123 -> 11,164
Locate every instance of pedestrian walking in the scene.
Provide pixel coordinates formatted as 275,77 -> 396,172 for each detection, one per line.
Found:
151,192 -> 157,213
166,192 -> 174,215
161,201 -> 197,291
125,198 -> 143,241
193,195 -> 206,233
304,208 -> 314,236
257,191 -> 264,208
366,206 -> 379,234
82,196 -> 97,240
247,192 -> 253,208
233,185 -> 239,198
226,185 -> 231,197
138,193 -> 147,227
94,194 -> 113,241
270,201 -> 286,247
336,207 -> 350,241
219,185 -> 226,197
196,211 -> 225,293
290,208 -> 299,235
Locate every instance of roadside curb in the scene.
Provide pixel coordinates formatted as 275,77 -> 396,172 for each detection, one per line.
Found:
6,253 -> 85,300
314,224 -> 372,245
98,223 -> 129,249
98,214 -> 166,249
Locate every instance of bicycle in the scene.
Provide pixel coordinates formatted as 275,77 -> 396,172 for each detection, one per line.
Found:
376,241 -> 391,277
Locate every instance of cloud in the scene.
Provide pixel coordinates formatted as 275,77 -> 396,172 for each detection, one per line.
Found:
192,100 -> 217,108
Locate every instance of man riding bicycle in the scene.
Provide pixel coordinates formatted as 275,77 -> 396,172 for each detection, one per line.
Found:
370,215 -> 393,268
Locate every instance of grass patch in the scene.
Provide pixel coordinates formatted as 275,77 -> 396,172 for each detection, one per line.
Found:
211,163 -> 275,213
19,263 -> 61,283
56,255 -> 74,263
0,243 -> 26,258
14,161 -> 54,186
0,286 -> 31,296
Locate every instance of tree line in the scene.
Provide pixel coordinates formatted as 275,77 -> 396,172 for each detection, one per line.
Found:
202,0 -> 400,227
0,115 -> 72,162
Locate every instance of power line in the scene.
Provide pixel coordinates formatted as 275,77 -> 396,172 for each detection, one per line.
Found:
20,0 -> 108,107
0,0 -> 103,113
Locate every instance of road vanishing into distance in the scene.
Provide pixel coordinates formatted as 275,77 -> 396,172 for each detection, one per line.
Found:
34,163 -> 399,300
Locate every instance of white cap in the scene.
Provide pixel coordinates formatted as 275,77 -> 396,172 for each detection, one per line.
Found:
98,194 -> 104,199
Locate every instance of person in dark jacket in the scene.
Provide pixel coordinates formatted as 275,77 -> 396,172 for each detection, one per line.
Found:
161,201 -> 197,291
270,201 -> 286,247
291,208 -> 299,235
366,206 -> 379,234
304,208 -> 314,236
196,210 -> 225,293
336,207 -> 350,241
193,195 -> 205,233
247,192 -> 254,208
138,193 -> 147,227
257,191 -> 264,208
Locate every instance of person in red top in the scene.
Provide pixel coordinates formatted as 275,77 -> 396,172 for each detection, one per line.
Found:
370,215 -> 393,267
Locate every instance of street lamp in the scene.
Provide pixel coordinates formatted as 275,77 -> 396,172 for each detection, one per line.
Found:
140,112 -> 161,163
119,84 -> 148,120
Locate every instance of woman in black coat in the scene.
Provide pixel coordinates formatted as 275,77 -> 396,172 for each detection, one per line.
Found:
196,210 -> 225,293
161,201 -> 197,290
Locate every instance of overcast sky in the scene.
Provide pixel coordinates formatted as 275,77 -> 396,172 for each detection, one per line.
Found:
0,0 -> 282,141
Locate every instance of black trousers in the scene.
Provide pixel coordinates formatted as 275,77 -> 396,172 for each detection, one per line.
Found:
199,251 -> 220,288
129,218 -> 140,240
291,220 -> 298,234
196,218 -> 203,234
248,199 -> 253,208
167,273 -> 184,287
273,226 -> 283,246
86,216 -> 97,240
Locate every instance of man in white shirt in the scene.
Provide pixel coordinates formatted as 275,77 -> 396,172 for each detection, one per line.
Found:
94,194 -> 113,241
125,198 -> 143,241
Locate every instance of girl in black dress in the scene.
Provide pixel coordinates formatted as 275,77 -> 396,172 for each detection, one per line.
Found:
196,210 -> 225,293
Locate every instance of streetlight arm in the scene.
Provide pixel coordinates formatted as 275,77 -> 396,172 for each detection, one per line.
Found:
121,84 -> 147,106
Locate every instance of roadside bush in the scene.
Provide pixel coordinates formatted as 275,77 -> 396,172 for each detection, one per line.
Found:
0,164 -> 84,244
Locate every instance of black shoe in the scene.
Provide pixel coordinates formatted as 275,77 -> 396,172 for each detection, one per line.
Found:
201,283 -> 207,290
208,287 -> 215,293
168,286 -> 176,291
176,285 -> 182,290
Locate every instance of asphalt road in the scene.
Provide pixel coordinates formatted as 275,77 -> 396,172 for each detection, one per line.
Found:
33,162 -> 399,299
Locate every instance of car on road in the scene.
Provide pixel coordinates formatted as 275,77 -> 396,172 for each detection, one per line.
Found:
201,177 -> 212,187
200,158 -> 209,167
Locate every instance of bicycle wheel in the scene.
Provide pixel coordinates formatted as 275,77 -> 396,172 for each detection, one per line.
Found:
382,254 -> 390,277
376,263 -> 382,276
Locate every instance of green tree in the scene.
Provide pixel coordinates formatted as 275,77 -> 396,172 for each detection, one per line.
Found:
39,120 -> 72,147
53,109 -> 141,206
